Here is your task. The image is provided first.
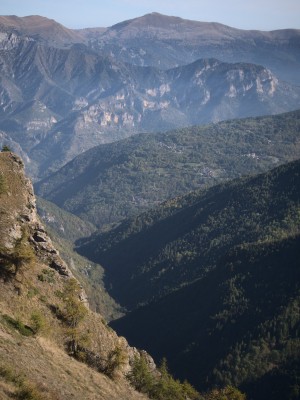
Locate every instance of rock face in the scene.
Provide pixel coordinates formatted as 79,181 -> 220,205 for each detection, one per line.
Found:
0,17 -> 299,179
0,151 -> 155,396
0,151 -> 74,280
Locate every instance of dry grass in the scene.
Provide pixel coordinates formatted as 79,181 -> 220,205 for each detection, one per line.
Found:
0,327 -> 147,400
0,152 -> 148,399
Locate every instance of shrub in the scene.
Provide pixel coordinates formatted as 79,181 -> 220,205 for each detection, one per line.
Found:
204,386 -> 246,400
30,311 -> 46,334
37,269 -> 56,283
127,355 -> 155,393
105,346 -> 127,379
3,314 -> 34,337
16,381 -> 45,400
127,355 -> 200,400
1,145 -> 11,152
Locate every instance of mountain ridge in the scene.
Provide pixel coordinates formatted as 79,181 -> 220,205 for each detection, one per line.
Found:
77,158 -> 300,309
0,13 -> 299,179
73,158 -> 300,399
36,110 -> 300,227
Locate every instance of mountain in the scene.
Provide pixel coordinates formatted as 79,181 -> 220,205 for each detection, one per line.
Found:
86,12 -> 300,85
111,234 -> 300,400
0,18 -> 299,178
0,15 -> 83,47
1,13 -> 300,85
77,158 -> 300,308
0,150 -> 152,399
0,150 -> 209,400
36,110 -> 300,227
36,196 -> 96,243
76,159 -> 300,398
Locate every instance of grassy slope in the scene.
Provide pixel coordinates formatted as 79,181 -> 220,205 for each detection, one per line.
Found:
36,110 -> 300,227
0,327 -> 147,400
0,152 -> 148,400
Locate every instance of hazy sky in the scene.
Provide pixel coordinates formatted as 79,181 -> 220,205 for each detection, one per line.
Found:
0,0 -> 299,31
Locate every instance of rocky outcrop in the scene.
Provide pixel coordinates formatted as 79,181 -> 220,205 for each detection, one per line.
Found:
0,151 -> 156,385
0,152 -> 75,280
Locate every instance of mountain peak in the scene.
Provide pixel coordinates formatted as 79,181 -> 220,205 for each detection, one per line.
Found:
110,11 -> 204,31
0,14 -> 83,46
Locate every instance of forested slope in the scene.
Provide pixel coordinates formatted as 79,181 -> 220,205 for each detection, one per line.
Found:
78,159 -> 300,309
37,110 -> 300,227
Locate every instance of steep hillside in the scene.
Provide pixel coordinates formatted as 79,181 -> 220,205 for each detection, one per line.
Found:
111,235 -> 300,400
36,196 -> 123,321
0,151 -> 149,400
41,230 -> 124,321
77,158 -> 300,309
36,197 -> 96,243
0,150 -> 217,400
0,22 -> 299,178
76,159 -> 300,399
36,110 -> 300,227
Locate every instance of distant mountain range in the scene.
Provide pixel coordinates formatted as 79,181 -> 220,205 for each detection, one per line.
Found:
0,14 -> 299,178
77,159 -> 300,399
36,110 -> 300,227
82,12 -> 300,85
1,13 -> 300,83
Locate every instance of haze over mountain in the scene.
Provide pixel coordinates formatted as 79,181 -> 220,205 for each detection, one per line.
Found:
0,15 -> 83,47
36,110 -> 300,227
85,13 -> 300,84
0,14 -> 299,179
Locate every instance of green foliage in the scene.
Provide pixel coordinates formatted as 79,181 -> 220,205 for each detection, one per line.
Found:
30,311 -> 47,335
111,234 -> 300,399
41,222 -> 122,321
27,287 -> 39,299
15,381 -> 46,400
127,355 -> 200,400
37,269 -> 56,283
1,145 -> 11,152
105,346 -> 127,379
1,227 -> 36,275
35,196 -> 121,320
0,364 -> 21,384
59,278 -> 88,329
204,386 -> 246,400
58,278 -> 88,356
2,314 -> 33,337
127,355 -> 155,393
